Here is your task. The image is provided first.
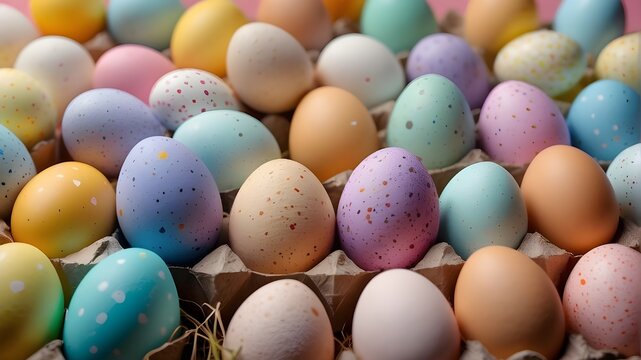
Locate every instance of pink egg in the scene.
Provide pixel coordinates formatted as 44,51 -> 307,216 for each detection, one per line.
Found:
477,80 -> 570,165
563,244 -> 641,356
93,44 -> 175,103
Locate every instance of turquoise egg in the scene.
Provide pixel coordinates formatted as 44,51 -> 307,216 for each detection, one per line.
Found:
173,110 -> 281,192
360,0 -> 437,54
438,161 -> 527,259
63,248 -> 180,360
607,143 -> 641,226
0,124 -> 36,220
386,74 -> 475,169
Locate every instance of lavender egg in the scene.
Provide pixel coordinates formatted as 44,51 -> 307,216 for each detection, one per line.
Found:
337,147 -> 439,270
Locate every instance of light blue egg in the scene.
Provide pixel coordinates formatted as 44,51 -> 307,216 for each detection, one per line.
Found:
553,0 -> 625,56
107,0 -> 184,50
567,80 -> 640,161
0,124 -> 36,220
360,0 -> 437,54
173,110 -> 280,192
63,248 -> 180,360
438,161 -> 527,259
607,143 -> 641,226
386,74 -> 475,169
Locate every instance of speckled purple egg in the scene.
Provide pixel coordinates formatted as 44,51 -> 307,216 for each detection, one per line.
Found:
337,147 -> 439,270
406,33 -> 490,109
116,136 -> 223,266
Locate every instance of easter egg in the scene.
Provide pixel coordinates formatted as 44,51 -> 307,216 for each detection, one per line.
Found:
0,124 -> 36,220
0,4 -> 38,67
595,32 -> 641,93
30,0 -> 105,43
607,144 -> 641,226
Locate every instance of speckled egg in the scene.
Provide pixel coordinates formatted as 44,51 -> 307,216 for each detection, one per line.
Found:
173,109 -> 281,192
477,80 -> 571,165
0,68 -> 56,150
494,30 -> 587,97
567,80 -> 640,161
223,279 -> 334,360
595,32 -> 641,94
607,144 -> 641,226
406,33 -> 490,109
228,159 -> 335,274
438,162 -> 527,260
0,4 -> 38,67
0,125 -> 36,220
117,136 -> 223,266
386,74 -> 476,169
564,244 -> 641,356
337,147 -> 439,270
63,248 -> 180,360
62,88 -> 166,179
149,68 -> 239,131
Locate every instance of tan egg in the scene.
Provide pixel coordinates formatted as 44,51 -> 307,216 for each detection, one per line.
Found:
454,246 -> 566,359
257,0 -> 333,50
229,159 -> 335,274
226,22 -> 314,114
289,86 -> 379,182
595,32 -> 641,93
520,145 -> 619,254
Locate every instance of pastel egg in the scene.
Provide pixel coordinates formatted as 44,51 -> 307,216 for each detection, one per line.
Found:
563,244 -> 641,356
61,88 -> 166,178
595,32 -> 641,93
63,248 -> 180,360
0,4 -> 38,67
149,68 -> 239,131
607,143 -> 641,226
477,80 -> 571,165
0,124 -> 36,220
30,0 -> 105,43
494,30 -> 588,97
173,109 -> 281,191
117,136 -> 223,266
337,147 -> 439,270
386,74 -> 476,169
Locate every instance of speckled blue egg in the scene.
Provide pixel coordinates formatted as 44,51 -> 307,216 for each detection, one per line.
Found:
438,161 -> 528,259
406,33 -> 490,109
62,88 -> 166,179
0,124 -> 36,220
116,136 -> 223,265
567,80 -> 640,161
63,248 -> 180,360
173,110 -> 280,192
386,74 -> 476,169
606,143 -> 641,226
337,147 -> 439,270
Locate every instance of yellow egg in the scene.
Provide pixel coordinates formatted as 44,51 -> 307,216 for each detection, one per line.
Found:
322,0 -> 364,22
30,0 -> 105,43
11,161 -> 116,258
171,0 -> 248,77
0,242 -> 64,360
0,68 -> 56,150
595,32 -> 641,93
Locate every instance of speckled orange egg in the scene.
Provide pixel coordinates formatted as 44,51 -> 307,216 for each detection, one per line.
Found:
520,145 -> 619,255
228,159 -> 335,274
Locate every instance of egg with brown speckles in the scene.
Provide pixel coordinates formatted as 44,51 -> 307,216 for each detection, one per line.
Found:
564,244 -> 641,356
229,159 -> 335,274
337,147 -> 439,270
595,32 -> 641,93
0,124 -> 36,220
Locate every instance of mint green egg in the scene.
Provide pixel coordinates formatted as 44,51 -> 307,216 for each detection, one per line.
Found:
360,0 -> 437,54
386,74 -> 475,169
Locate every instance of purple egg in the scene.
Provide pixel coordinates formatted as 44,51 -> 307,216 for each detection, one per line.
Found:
337,147 -> 439,270
406,33 -> 490,109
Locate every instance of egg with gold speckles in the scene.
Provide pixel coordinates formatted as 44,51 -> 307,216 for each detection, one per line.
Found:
595,32 -> 641,94
63,248 -> 180,360
117,136 -> 223,266
0,124 -> 36,220
494,30 -> 587,97
229,159 -> 335,274
563,244 -> 641,357
337,147 -> 439,271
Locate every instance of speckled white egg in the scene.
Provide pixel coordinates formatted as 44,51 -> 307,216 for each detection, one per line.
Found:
223,279 -> 334,360
607,144 -> 641,226
595,32 -> 641,93
149,68 -> 239,131
0,4 -> 38,67
0,124 -> 36,220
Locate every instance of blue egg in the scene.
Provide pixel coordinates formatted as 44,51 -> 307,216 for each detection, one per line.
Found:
117,136 -> 223,265
0,124 -> 36,220
553,0 -> 624,56
607,143 -> 641,226
567,80 -> 640,161
438,161 -> 527,259
63,248 -> 180,360
173,110 -> 280,192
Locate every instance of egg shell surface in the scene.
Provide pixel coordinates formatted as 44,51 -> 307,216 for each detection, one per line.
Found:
0,124 -> 36,220
607,143 -> 641,226
595,32 -> 641,93
0,4 -> 38,67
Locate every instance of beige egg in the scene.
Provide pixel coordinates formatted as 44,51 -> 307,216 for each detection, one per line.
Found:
595,32 -> 640,93
227,22 -> 314,114
229,159 -> 335,274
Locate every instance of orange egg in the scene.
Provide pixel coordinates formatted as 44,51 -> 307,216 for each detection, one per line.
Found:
322,0 -> 364,22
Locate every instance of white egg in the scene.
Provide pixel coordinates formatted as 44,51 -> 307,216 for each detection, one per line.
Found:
0,4 -> 38,67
